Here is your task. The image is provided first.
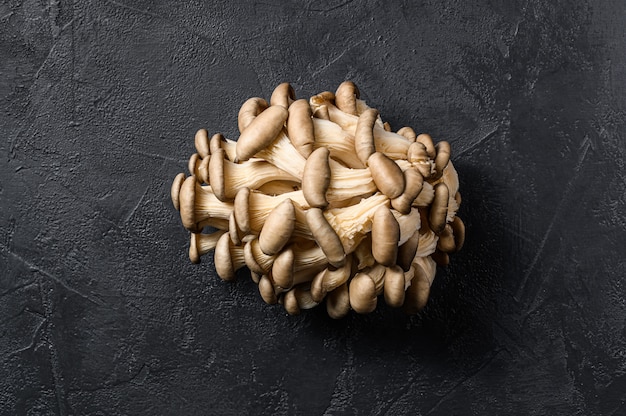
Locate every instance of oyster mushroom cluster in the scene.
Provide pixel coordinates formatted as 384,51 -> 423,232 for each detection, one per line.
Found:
170,81 -> 465,318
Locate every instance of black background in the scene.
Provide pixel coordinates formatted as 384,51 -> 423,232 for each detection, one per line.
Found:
2,0 -> 626,415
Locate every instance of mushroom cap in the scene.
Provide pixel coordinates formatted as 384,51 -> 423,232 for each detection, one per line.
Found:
188,153 -> 201,178
214,232 -> 236,281
306,208 -> 346,268
287,99 -> 315,158
208,148 -> 227,201
429,182 -> 449,235
371,206 -> 400,267
258,199 -> 296,256
258,274 -> 277,304
436,224 -> 456,253
367,152 -> 405,199
209,133 -> 226,156
355,109 -> 378,166
235,105 -> 288,163
244,239 -> 265,275
451,216 -> 465,252
397,126 -> 417,142
416,133 -> 436,159
170,172 -> 186,211
326,282 -> 350,319
178,176 -> 201,232
383,265 -> 406,308
302,147 -> 331,208
312,105 -> 330,120
391,168 -> 424,214
194,129 -> 210,158
271,245 -> 296,289
229,212 -> 242,246
197,155 -> 210,184
433,141 -> 451,180
282,288 -> 300,315
349,273 -> 377,314
238,97 -> 269,133
397,230 -> 420,272
335,81 -> 360,115
270,82 -> 296,109
310,268 -> 327,303
189,232 -> 201,264
322,255 -> 352,292
431,250 -> 450,267
233,187 -> 251,235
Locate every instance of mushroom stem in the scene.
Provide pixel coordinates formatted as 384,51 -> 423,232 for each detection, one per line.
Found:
312,118 -> 364,168
255,129 -> 307,179
310,95 -> 411,159
189,230 -> 227,264
214,232 -> 246,281
210,148 -> 298,201
178,176 -> 234,232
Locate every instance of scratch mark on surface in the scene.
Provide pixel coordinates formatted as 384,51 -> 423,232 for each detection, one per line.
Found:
0,243 -> 104,306
456,126 -> 499,157
105,136 -> 187,163
307,0 -> 357,13
0,280 -> 38,298
102,0 -> 161,19
8,318 -> 48,357
515,137 -> 592,302
124,185 -> 149,224
425,350 -> 501,415
312,40 -> 365,79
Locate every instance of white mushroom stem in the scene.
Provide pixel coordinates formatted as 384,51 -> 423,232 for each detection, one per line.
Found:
189,230 -> 227,264
312,118 -> 364,168
210,149 -> 298,200
310,95 -> 411,159
246,190 -> 310,233
178,176 -> 234,232
326,159 -> 377,203
324,193 -> 389,253
255,129 -> 307,179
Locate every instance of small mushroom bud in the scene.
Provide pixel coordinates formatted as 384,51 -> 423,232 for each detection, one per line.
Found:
234,187 -> 251,236
407,142 -> 433,179
322,255 -> 352,292
189,230 -> 226,264
197,156 -> 210,184
383,122 -> 392,132
258,199 -> 296,256
349,272 -> 377,314
429,183 -> 449,235
371,206 -> 400,267
326,282 -> 350,319
403,256 -> 436,314
271,246 -> 295,290
228,212 -> 242,246
433,141 -> 451,180
294,284 -> 319,310
335,81 -> 360,115
238,97 -> 269,133
383,265 -> 406,308
306,208 -> 346,268
451,216 -> 465,252
270,82 -> 296,109
310,268 -> 327,303
194,129 -> 210,158
302,147 -> 331,208
416,133 -> 436,159
436,224 -> 456,253
287,99 -> 315,158
171,172 -> 186,211
258,274 -> 278,304
235,105 -> 288,163
244,238 -> 276,275
391,168 -> 424,214
397,230 -> 420,272
312,105 -> 330,120
209,133 -> 226,156
354,109 -> 378,166
188,153 -> 202,179
367,152 -> 405,199
214,232 -> 246,281
397,127 -> 417,142
282,288 -> 300,315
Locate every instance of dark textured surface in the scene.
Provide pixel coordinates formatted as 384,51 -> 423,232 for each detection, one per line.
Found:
1,0 -> 625,414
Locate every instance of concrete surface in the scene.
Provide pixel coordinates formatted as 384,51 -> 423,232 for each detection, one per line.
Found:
1,0 -> 625,415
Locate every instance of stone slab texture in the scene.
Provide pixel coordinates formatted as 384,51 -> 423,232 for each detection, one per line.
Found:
1,0 -> 625,415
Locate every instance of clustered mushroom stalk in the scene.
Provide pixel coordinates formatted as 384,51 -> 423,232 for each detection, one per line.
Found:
171,81 -> 466,318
